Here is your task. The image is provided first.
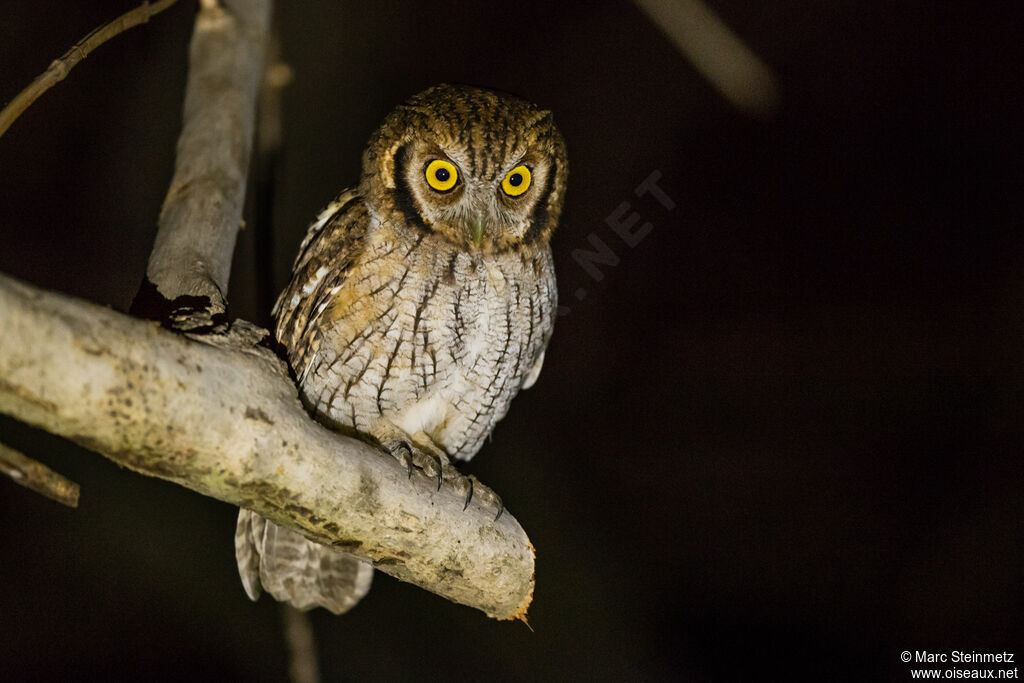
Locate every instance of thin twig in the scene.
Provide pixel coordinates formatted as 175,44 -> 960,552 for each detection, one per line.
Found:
0,0 -> 178,139
0,442 -> 80,508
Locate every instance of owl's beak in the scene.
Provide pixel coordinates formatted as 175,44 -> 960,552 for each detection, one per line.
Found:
468,214 -> 485,247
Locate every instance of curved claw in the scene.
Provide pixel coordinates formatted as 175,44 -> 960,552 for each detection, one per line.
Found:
462,475 -> 474,511
494,500 -> 504,522
436,460 -> 443,491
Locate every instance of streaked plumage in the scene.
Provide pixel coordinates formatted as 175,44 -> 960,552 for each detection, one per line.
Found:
236,84 -> 568,614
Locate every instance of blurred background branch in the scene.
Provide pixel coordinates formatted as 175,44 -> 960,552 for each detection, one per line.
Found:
634,0 -> 779,115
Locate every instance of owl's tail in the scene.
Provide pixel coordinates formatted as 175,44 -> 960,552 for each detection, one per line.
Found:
234,509 -> 373,615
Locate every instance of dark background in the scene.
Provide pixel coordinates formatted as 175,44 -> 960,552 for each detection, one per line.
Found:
1,1 -> 1022,680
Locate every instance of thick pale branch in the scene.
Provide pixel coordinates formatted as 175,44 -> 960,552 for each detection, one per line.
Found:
139,0 -> 271,329
0,273 -> 534,620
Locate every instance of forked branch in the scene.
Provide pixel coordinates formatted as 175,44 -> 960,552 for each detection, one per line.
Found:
0,0 -> 533,620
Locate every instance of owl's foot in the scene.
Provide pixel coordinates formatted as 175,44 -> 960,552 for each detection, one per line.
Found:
452,473 -> 504,521
383,440 -> 443,490
377,425 -> 502,520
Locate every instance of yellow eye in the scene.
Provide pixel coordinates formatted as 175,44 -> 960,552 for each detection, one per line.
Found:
425,159 -> 458,192
501,165 -> 532,196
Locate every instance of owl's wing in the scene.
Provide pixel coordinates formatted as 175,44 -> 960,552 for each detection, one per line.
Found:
272,188 -> 370,378
234,190 -> 376,615
234,505 -> 266,600
521,350 -> 546,390
235,509 -> 373,615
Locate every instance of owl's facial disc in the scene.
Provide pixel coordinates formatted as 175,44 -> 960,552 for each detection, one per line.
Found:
367,86 -> 567,252
390,141 -> 548,252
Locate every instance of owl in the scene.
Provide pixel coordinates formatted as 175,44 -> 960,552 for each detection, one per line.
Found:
234,84 -> 568,614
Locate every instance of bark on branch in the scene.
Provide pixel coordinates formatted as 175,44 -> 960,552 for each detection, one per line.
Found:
135,0 -> 271,329
0,273 -> 534,620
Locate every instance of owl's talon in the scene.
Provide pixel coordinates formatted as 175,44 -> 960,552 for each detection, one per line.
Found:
457,474 -> 502,520
385,438 -> 447,488
462,475 -> 474,510
488,492 -> 503,522
384,440 -> 415,478
464,475 -> 503,521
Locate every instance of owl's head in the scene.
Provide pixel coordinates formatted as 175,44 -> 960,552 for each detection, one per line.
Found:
360,84 -> 568,253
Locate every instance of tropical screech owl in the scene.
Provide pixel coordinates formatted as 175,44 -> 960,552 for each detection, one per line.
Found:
234,84 -> 568,614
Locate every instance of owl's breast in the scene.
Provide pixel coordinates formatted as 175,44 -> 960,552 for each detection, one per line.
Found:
298,228 -> 555,461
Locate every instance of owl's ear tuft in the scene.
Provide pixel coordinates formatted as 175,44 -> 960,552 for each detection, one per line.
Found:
525,109 -> 554,131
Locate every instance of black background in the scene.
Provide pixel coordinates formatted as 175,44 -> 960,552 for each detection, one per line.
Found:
1,2 -> 1022,680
